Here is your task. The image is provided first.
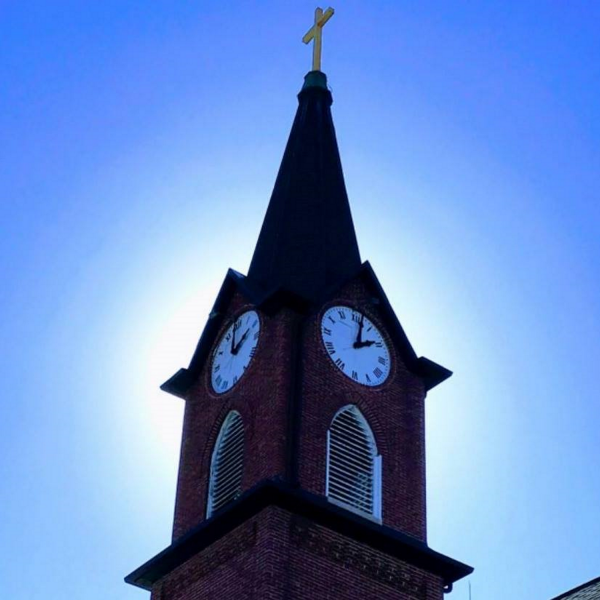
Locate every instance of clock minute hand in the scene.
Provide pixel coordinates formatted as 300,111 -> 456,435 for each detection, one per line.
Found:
230,322 -> 239,355
353,314 -> 364,349
233,329 -> 250,354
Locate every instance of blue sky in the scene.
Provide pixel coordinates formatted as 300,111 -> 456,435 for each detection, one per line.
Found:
1,2 -> 599,599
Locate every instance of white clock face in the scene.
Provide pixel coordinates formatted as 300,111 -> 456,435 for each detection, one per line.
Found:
321,306 -> 391,387
211,310 -> 260,394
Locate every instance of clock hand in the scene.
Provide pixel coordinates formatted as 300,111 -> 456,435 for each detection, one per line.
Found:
233,329 -> 250,354
353,314 -> 365,349
357,314 -> 364,345
231,321 -> 237,355
354,339 -> 376,349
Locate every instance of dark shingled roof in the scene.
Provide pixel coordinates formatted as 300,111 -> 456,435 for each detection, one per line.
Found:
247,70 -> 361,304
551,577 -> 600,600
160,71 -> 453,401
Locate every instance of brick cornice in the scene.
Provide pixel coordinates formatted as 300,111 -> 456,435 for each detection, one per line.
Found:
125,480 -> 472,591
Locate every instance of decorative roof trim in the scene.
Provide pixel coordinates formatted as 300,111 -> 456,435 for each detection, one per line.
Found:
160,263 -> 451,399
125,480 -> 473,591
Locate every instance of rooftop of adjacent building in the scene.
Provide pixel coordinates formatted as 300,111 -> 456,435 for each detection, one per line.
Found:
552,576 -> 600,600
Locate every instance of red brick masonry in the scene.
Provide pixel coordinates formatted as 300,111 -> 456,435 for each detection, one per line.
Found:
172,277 -> 427,543
152,507 -> 444,600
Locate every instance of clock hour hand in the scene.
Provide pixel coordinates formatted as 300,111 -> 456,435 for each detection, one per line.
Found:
354,339 -> 376,349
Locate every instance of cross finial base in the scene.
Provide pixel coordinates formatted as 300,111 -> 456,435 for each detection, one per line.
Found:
302,70 -> 328,90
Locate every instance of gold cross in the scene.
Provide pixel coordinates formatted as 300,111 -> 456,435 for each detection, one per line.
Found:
302,7 -> 335,72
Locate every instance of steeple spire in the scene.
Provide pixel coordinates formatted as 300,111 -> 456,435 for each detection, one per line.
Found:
247,71 -> 361,303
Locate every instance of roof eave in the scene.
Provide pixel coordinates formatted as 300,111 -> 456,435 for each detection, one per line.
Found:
125,480 -> 473,591
160,263 -> 452,400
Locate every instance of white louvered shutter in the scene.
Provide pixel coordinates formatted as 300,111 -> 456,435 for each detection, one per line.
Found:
207,411 -> 245,517
326,405 -> 381,519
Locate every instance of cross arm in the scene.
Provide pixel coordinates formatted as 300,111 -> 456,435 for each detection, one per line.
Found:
302,7 -> 335,43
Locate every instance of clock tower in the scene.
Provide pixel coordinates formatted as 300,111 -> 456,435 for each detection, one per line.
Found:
126,22 -> 473,599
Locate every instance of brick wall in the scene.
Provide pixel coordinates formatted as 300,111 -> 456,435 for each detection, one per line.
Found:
172,276 -> 427,544
299,278 -> 428,541
172,293 -> 295,540
153,507 -> 443,600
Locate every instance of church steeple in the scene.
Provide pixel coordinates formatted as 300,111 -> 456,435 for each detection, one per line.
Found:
126,12 -> 473,596
247,71 -> 361,303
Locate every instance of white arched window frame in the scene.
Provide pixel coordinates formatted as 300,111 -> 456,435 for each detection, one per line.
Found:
326,405 -> 382,521
206,410 -> 245,518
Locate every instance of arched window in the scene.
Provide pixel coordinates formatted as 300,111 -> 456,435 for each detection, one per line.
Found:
326,405 -> 382,520
206,411 -> 245,518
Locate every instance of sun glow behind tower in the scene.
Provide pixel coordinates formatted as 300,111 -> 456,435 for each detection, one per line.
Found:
1,3 -> 599,600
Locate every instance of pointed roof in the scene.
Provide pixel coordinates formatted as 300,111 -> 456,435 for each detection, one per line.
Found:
247,71 -> 361,303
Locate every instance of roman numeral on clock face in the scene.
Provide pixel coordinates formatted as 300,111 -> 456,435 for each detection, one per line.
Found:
320,305 -> 391,388
211,310 -> 261,394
